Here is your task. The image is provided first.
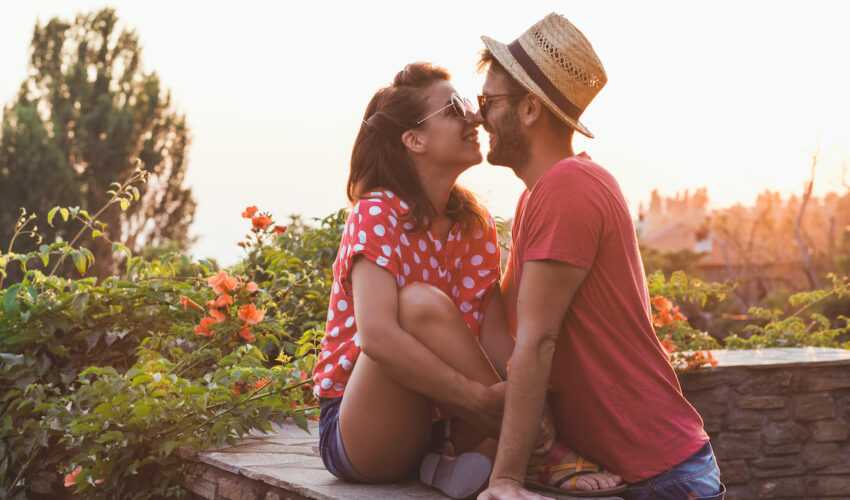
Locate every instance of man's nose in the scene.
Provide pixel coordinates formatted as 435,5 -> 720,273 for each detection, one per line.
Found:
468,108 -> 484,126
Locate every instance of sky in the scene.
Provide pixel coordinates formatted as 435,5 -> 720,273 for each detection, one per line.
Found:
2,1 -> 849,265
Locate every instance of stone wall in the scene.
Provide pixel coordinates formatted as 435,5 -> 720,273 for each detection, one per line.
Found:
679,350 -> 850,499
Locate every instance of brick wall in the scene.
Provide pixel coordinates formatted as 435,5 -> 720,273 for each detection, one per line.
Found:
679,360 -> 850,499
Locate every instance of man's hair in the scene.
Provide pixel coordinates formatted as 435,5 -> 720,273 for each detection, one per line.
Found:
477,49 -> 574,137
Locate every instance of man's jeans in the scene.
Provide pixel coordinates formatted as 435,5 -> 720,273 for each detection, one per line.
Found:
622,442 -> 725,499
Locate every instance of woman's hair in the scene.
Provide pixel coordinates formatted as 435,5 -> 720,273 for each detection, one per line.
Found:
348,62 -> 487,233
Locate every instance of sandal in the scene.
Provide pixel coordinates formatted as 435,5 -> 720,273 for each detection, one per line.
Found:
525,442 -> 627,498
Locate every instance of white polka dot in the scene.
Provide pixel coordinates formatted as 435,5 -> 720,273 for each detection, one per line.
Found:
389,215 -> 397,227
385,191 -> 394,198
465,243 -> 470,252
400,234 -> 410,246
403,263 -> 411,275
369,205 -> 382,216
324,363 -> 333,373
454,257 -> 462,269
438,268 -> 447,278
473,311 -> 480,320
447,272 -> 452,282
338,299 -> 348,311
348,224 -> 354,236
434,240 -> 442,251
358,230 -> 367,244
486,242 -> 497,254
429,257 -> 438,268
329,326 -> 340,337
452,286 -> 459,297
333,383 -> 346,392
340,357 -> 353,371
333,282 -> 340,294
478,269 -> 490,277
368,198 -> 380,203
399,200 -> 409,210
345,316 -> 355,328
403,222 -> 414,230
322,351 -> 331,359
413,253 -> 421,264
376,256 -> 389,266
320,378 -> 333,389
395,246 -> 402,257
374,224 -> 386,236
397,275 -> 406,287
358,214 -> 362,223
463,277 -> 475,289
448,232 -> 455,242
476,289 -> 486,298
471,255 -> 483,266
382,245 -> 392,256
460,302 -> 472,313
321,337 -> 328,345
422,269 -> 430,280
353,332 -> 360,346
313,386 -> 321,397
353,243 -> 364,252
353,203 -> 360,214
474,230 -> 484,239
328,309 -> 334,321
418,239 -> 427,251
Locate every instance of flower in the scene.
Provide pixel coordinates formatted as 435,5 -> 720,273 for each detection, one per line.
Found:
180,295 -> 204,312
246,281 -> 259,292
251,215 -> 273,231
276,351 -> 291,365
208,271 -> 239,294
238,304 -> 264,325
208,308 -> 226,323
65,466 -> 82,487
660,337 -> 677,354
242,205 -> 259,218
273,225 -> 287,234
194,317 -> 217,337
238,325 -> 255,342
214,293 -> 233,307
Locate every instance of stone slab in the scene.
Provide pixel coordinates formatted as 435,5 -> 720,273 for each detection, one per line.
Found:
705,347 -> 850,369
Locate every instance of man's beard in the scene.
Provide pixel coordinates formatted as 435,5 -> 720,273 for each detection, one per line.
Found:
486,106 -> 531,173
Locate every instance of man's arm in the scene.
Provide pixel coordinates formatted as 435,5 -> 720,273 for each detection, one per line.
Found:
480,259 -> 587,499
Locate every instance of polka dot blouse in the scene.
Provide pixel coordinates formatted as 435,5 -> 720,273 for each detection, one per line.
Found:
312,190 -> 502,399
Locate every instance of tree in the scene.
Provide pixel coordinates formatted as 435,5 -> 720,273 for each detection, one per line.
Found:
0,8 -> 195,279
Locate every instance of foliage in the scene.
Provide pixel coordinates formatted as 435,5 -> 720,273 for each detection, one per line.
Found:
0,8 -> 195,280
0,193 -> 333,497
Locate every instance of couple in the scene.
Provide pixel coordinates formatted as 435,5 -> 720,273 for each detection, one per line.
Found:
311,14 -> 725,500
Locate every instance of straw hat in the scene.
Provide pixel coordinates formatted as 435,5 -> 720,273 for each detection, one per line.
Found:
481,13 -> 606,138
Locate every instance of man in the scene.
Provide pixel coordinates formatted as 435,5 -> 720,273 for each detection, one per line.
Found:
476,14 -> 725,500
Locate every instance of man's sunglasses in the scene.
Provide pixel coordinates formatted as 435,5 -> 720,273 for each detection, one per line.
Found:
476,93 -> 525,119
416,93 -> 475,125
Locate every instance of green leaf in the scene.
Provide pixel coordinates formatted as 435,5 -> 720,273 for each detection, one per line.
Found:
72,251 -> 87,275
47,206 -> 59,226
39,244 -> 50,266
92,229 -> 102,239
59,207 -> 69,221
120,199 -> 130,211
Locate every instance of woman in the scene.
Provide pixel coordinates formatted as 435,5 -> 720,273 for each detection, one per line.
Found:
312,62 -> 621,499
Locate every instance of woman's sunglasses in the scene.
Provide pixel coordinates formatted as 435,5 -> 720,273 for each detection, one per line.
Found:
416,93 -> 475,125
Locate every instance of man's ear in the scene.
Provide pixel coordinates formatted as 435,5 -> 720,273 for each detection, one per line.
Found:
401,129 -> 427,154
518,94 -> 544,127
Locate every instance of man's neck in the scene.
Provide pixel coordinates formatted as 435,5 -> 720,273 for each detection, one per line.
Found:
517,139 -> 575,191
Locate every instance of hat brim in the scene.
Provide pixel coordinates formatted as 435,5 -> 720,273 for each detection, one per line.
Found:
481,35 -> 594,138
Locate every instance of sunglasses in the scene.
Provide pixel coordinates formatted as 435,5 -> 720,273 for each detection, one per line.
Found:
476,93 -> 525,119
416,93 -> 475,125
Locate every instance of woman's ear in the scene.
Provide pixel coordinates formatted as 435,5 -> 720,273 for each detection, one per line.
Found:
401,129 -> 427,154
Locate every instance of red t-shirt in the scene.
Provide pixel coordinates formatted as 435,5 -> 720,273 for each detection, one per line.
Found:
312,190 -> 501,399
510,153 -> 708,483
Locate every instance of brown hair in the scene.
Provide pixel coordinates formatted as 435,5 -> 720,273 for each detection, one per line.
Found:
477,49 -> 573,136
348,62 -> 488,233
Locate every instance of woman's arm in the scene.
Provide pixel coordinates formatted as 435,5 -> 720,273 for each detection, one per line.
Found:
351,256 -> 500,420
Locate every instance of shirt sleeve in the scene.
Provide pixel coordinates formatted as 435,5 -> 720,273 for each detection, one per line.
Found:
451,215 -> 502,336
521,167 -> 605,270
336,198 -> 402,292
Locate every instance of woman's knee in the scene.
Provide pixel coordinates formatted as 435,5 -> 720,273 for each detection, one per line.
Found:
398,283 -> 457,331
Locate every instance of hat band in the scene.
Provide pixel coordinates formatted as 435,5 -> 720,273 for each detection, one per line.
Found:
508,40 -> 583,123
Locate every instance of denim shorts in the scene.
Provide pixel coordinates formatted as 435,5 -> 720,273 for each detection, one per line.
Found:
623,442 -> 726,500
318,397 -> 371,483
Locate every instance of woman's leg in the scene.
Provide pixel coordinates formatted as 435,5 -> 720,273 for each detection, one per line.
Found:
339,283 -> 502,481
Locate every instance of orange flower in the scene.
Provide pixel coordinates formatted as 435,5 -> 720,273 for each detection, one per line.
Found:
65,466 -> 82,487
242,205 -> 259,218
238,304 -> 264,325
194,317 -> 217,337
251,215 -> 273,231
214,293 -> 233,307
651,296 -> 672,312
254,377 -> 272,391
238,325 -> 255,342
246,281 -> 259,292
208,271 -> 239,294
273,225 -> 287,234
180,295 -> 204,312
208,308 -> 226,323
660,337 -> 677,354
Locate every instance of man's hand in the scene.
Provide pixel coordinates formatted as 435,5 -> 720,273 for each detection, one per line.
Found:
472,381 -> 507,436
478,478 -> 550,500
